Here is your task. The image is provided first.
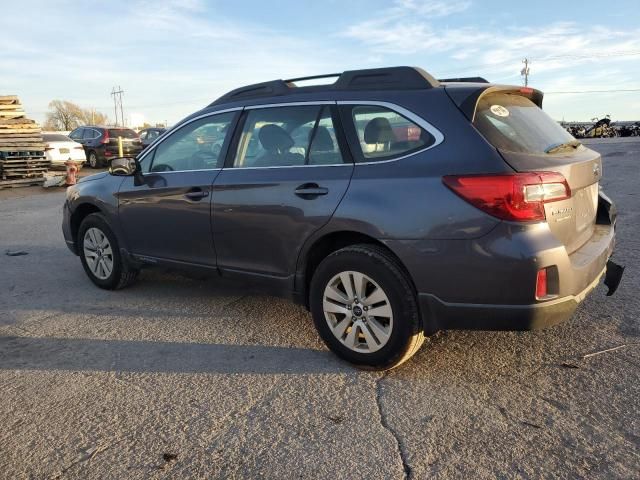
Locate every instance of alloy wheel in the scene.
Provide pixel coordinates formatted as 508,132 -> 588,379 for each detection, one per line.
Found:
322,271 -> 393,353
83,227 -> 113,280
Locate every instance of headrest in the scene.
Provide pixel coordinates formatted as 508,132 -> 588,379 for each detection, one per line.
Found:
311,126 -> 334,151
364,117 -> 395,144
259,124 -> 294,152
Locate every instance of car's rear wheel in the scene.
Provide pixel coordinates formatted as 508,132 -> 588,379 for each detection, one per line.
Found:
310,244 -> 425,370
78,213 -> 138,290
88,151 -> 100,168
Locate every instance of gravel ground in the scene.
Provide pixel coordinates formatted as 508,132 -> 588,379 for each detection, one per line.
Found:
0,139 -> 638,479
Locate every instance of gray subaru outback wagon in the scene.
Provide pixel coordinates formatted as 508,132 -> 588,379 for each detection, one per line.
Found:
62,67 -> 623,369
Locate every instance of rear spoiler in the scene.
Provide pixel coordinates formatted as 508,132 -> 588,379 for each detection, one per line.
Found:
444,85 -> 544,121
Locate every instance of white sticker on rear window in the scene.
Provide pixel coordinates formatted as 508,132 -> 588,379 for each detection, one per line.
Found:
490,105 -> 509,117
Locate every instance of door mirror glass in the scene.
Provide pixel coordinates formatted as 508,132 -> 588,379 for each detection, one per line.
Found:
109,157 -> 139,176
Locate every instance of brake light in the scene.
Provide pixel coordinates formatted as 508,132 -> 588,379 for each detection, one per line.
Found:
536,268 -> 548,298
104,150 -> 113,156
520,87 -> 534,94
101,130 -> 110,144
442,172 -> 570,222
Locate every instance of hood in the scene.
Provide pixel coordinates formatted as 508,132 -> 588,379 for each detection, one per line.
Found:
78,172 -> 109,184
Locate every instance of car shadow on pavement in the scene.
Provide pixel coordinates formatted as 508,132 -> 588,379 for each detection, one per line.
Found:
0,335 -> 351,375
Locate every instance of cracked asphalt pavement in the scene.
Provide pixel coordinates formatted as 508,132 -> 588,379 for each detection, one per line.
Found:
1,138 -> 638,479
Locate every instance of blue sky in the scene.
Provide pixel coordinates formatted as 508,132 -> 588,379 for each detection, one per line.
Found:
2,0 -> 639,126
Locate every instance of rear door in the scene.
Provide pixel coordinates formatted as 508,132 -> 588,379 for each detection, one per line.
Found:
473,91 -> 602,253
117,110 -> 239,266
212,103 -> 353,278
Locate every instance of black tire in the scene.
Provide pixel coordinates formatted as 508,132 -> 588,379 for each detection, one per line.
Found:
78,213 -> 139,290
309,244 -> 425,370
88,150 -> 101,169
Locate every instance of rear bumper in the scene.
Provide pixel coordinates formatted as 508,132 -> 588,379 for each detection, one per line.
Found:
385,193 -> 620,333
419,263 -> 608,332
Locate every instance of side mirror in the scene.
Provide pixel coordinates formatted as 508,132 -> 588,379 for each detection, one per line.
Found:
109,157 -> 139,176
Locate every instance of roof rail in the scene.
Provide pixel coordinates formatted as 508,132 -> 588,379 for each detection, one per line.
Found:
284,73 -> 341,84
210,66 -> 440,106
438,76 -> 489,83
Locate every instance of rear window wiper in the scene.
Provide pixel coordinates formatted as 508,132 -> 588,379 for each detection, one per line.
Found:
545,140 -> 581,154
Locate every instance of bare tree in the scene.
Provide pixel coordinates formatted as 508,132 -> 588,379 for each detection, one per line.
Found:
43,100 -> 109,131
77,108 -> 109,126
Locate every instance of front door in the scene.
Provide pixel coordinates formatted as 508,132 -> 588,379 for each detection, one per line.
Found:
212,104 -> 353,279
117,111 -> 238,266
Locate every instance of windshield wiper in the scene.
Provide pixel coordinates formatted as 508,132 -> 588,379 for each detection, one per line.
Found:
545,140 -> 581,154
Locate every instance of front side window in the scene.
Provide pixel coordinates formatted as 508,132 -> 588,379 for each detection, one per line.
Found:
351,105 -> 433,161
233,105 -> 345,168
69,128 -> 83,140
147,112 -> 235,173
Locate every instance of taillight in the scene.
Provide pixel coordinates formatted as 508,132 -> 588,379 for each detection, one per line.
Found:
536,268 -> 548,298
101,131 -> 110,144
442,172 -> 570,222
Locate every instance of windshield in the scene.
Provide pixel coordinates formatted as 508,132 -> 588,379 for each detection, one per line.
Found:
474,92 -> 577,154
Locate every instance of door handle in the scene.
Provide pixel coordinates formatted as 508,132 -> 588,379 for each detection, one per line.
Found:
294,183 -> 329,197
184,188 -> 209,200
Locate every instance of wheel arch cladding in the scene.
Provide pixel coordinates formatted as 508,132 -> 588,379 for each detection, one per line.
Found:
71,203 -> 102,247
300,231 -> 419,306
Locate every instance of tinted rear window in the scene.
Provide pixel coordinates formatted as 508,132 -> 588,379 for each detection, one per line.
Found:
108,129 -> 138,139
474,93 -> 575,154
43,134 -> 72,142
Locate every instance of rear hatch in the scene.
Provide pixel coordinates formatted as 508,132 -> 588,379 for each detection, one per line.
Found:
472,90 -> 601,253
106,128 -> 142,154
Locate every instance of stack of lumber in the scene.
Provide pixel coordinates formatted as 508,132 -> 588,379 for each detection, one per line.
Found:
0,95 -> 50,186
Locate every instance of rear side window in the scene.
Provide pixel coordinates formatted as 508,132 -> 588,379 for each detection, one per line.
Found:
108,128 -> 138,139
233,105 -> 346,168
350,106 -> 434,161
474,93 -> 576,154
83,128 -> 99,140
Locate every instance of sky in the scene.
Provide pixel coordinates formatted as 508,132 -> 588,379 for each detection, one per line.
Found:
2,0 -> 639,126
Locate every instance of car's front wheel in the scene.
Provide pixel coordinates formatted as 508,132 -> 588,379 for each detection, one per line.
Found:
78,213 -> 138,290
310,244 -> 425,370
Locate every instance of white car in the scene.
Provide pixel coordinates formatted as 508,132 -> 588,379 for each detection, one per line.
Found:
43,133 -> 86,167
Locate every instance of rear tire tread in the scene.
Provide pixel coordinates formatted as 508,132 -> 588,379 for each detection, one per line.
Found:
311,243 -> 425,370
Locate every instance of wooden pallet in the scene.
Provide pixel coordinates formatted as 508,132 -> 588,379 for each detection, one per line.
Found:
0,177 -> 45,188
0,95 -> 47,180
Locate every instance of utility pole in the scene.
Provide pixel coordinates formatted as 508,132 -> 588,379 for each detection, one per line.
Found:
110,86 -> 124,126
521,58 -> 530,87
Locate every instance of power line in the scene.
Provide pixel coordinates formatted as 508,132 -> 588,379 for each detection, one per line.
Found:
521,58 -> 530,86
111,86 -> 124,126
439,50 -> 640,79
545,88 -> 640,94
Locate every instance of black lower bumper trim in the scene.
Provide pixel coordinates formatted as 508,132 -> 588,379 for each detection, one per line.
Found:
604,260 -> 624,296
